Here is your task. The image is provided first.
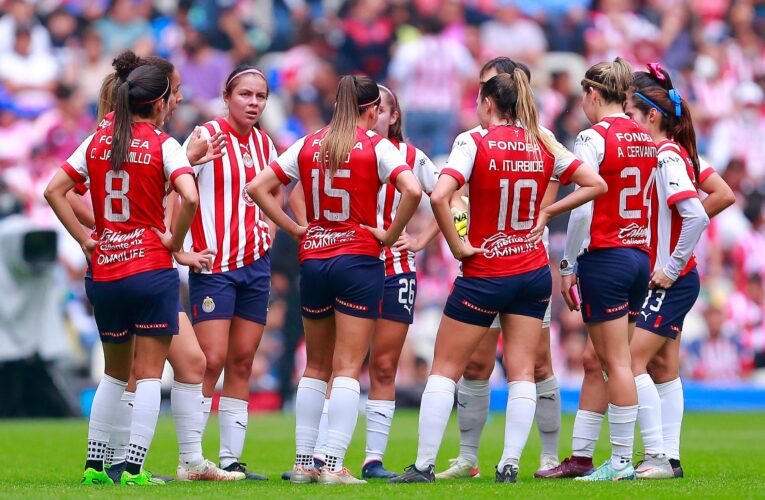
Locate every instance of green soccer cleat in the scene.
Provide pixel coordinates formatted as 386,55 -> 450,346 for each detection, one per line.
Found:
81,467 -> 114,485
574,460 -> 636,482
120,469 -> 166,486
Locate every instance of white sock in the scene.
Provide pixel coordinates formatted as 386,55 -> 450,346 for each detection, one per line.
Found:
126,378 -> 162,470
608,403 -> 637,469
87,375 -> 127,467
499,381 -> 536,468
656,378 -> 683,460
457,378 -> 490,465
535,376 -> 561,460
365,399 -> 395,464
219,396 -> 248,468
295,377 -> 327,467
108,390 -> 134,465
313,399 -> 329,460
171,381 -> 204,466
325,377 -> 361,472
201,396 -> 212,435
415,375 -> 456,471
635,374 -> 665,456
571,409 -> 603,458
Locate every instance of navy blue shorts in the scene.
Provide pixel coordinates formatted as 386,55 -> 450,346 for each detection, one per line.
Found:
91,269 -> 180,344
85,274 -> 183,313
444,266 -> 552,328
188,254 -> 271,325
381,272 -> 417,324
300,255 -> 384,319
577,247 -> 650,324
636,268 -> 700,340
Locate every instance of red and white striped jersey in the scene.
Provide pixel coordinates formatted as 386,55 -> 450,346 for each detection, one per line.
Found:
185,117 -> 277,274
377,139 -> 437,275
442,124 -> 581,278
272,126 -> 409,262
62,122 -> 193,281
647,140 -> 700,276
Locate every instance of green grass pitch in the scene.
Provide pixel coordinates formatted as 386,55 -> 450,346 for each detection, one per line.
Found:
1,411 -> 763,498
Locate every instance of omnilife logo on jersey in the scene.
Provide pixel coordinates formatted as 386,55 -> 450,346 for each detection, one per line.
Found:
618,222 -> 648,246
302,226 -> 356,250
97,228 -> 146,264
481,233 -> 537,258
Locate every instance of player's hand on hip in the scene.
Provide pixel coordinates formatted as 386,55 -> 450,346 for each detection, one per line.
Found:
152,227 -> 175,252
649,268 -> 675,289
392,231 -> 422,252
361,224 -> 394,246
80,239 -> 96,261
174,248 -> 217,272
527,209 -> 550,244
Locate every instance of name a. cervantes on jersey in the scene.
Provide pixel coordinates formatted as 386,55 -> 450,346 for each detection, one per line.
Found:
302,226 -> 356,250
481,232 -> 537,258
618,222 -> 648,246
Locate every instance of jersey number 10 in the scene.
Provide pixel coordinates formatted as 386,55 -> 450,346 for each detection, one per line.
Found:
497,178 -> 537,231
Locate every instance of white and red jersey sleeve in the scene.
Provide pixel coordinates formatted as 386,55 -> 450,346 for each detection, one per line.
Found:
279,127 -> 409,262
649,140 -> 700,275
187,117 -> 274,274
62,132 -> 96,183
698,156 -> 716,185
447,125 -> 579,278
378,142 -> 437,275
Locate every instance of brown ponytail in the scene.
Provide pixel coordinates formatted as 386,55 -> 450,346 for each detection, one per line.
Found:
320,75 -> 380,174
97,72 -> 118,122
110,65 -> 171,171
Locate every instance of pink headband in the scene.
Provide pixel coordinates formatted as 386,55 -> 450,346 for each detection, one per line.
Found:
225,68 -> 267,90
377,84 -> 397,109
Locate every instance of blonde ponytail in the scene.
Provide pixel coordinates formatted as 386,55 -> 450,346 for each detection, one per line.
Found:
512,68 -> 560,158
321,76 -> 361,175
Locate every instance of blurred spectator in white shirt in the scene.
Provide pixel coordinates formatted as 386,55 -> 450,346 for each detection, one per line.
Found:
480,1 -> 546,65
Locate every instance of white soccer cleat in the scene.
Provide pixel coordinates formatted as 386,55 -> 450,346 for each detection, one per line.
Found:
318,466 -> 367,484
176,459 -> 246,481
537,454 -> 560,474
635,454 -> 675,479
435,457 -> 480,479
290,465 -> 319,484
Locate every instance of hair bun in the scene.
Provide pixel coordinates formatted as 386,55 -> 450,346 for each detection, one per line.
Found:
112,51 -> 142,81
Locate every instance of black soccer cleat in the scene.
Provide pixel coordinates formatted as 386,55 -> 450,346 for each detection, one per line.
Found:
222,462 -> 268,480
389,464 -> 435,483
495,463 -> 518,483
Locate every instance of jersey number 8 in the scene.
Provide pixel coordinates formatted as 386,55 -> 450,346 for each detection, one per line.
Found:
104,170 -> 130,222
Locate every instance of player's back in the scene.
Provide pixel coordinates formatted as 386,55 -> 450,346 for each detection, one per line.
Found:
588,116 -> 656,251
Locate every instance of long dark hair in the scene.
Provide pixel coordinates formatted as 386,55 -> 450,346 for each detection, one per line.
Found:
378,84 -> 403,143
111,65 -> 171,171
321,75 -> 380,174
630,67 -> 700,180
223,63 -> 269,97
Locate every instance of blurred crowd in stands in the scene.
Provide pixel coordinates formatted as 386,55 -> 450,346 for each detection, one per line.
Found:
2,0 -> 765,408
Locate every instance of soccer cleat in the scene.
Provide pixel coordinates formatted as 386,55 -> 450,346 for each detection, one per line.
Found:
435,457 -> 480,479
314,457 -> 326,469
318,466 -> 367,484
120,469 -> 166,485
177,459 -> 246,481
534,455 -> 593,478
389,464 -> 435,483
281,471 -> 292,480
495,463 -> 519,483
290,465 -> 319,484
536,455 -> 560,475
669,458 -> 684,478
635,453 -> 674,479
574,460 -> 636,482
146,469 -> 174,483
222,462 -> 267,480
81,467 -> 114,485
362,460 -> 397,479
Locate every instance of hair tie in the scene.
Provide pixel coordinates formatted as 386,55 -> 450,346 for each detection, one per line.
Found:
634,91 -> 668,117
225,68 -> 266,91
668,88 -> 682,117
647,62 -> 666,82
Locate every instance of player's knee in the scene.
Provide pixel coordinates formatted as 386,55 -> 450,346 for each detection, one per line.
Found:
225,353 -> 254,380
582,349 -> 602,375
204,350 -> 226,378
370,357 -> 397,389
176,351 -> 206,383
534,353 -> 553,381
464,359 -> 493,381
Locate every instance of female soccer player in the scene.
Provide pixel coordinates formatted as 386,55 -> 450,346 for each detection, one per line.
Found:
438,57 -> 565,481
186,64 -> 276,480
540,58 -> 657,483
69,52 -> 242,482
626,65 -> 726,479
357,84 -> 440,479
392,71 -> 606,484
46,64 -> 199,485
249,75 -> 421,484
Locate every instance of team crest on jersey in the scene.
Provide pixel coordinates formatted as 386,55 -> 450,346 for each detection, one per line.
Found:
481,233 -> 537,258
202,296 -> 215,313
243,152 -> 254,168
242,186 -> 256,207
